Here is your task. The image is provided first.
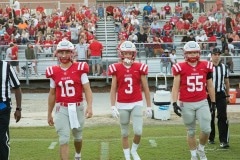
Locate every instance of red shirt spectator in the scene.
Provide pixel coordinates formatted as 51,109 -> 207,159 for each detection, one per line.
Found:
175,3 -> 182,15
54,28 -> 63,39
47,18 -> 56,28
76,12 -> 85,21
153,35 -> 163,49
164,3 -> 171,14
4,32 -> 11,44
176,19 -> 185,30
11,45 -> 18,60
69,4 -> 76,13
6,6 -> 12,15
88,39 -> 103,56
21,6 -> 29,14
217,22 -> 226,34
162,35 -> 173,43
59,16 -> 66,22
198,14 -> 207,24
106,5 -> 114,16
119,29 -> 128,40
86,31 -> 94,43
208,34 -> 217,42
63,30 -> 71,41
64,8 -> 71,20
191,20 -> 199,31
211,21 -> 219,33
36,5 -> 44,13
43,39 -> 53,49
6,24 -> 15,35
163,21 -> 172,32
52,16 -> 59,23
28,25 -> 36,38
169,15 -> 179,25
184,20 -> 191,30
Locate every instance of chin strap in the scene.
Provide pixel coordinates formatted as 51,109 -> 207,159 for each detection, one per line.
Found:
123,58 -> 132,64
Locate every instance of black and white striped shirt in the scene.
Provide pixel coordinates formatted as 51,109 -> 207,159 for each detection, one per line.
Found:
212,63 -> 229,93
0,61 -> 20,102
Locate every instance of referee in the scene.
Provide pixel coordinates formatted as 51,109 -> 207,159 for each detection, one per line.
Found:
0,60 -> 22,159
208,48 -> 230,148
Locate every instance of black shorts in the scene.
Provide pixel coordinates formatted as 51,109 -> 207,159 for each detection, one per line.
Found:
10,61 -> 19,66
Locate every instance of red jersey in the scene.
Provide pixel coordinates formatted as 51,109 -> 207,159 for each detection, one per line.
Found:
88,40 -> 103,56
164,6 -> 171,14
176,21 -> 184,30
175,5 -> 182,13
172,61 -> 213,102
11,45 -> 18,60
36,6 -> 44,13
45,62 -> 89,103
163,23 -> 172,31
44,40 -> 53,48
108,62 -> 148,103
184,22 -> 191,30
54,31 -> 63,39
198,16 -> 207,24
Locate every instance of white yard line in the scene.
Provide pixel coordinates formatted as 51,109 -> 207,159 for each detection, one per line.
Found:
100,142 -> 109,160
11,134 -> 240,142
48,142 -> 58,149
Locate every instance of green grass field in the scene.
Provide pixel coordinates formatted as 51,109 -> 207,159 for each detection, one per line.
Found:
10,123 -> 240,160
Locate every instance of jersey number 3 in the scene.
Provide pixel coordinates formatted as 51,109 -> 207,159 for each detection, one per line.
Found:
187,75 -> 203,92
124,77 -> 133,94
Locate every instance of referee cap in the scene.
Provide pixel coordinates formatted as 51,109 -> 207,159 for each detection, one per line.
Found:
212,48 -> 222,54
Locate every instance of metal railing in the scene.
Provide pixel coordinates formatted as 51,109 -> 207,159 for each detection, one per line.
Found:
6,55 -> 240,85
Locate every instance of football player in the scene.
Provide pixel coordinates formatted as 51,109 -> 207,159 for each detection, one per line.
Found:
108,41 -> 152,160
171,41 -> 216,160
46,40 -> 93,160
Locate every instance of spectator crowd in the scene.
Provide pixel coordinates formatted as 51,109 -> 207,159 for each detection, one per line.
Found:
0,0 -> 239,75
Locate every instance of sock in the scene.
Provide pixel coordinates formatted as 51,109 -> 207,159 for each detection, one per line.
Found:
198,144 -> 205,151
123,148 -> 130,159
131,142 -> 139,152
190,149 -> 197,157
75,152 -> 81,158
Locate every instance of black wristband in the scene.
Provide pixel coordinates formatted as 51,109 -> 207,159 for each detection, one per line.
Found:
16,107 -> 22,111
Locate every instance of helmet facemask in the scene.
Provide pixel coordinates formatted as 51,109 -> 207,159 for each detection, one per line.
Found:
56,40 -> 75,64
121,51 -> 135,66
119,41 -> 137,65
183,41 -> 201,63
57,50 -> 74,64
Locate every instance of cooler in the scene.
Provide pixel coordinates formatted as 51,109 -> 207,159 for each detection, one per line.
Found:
229,88 -> 237,104
153,105 -> 171,120
153,90 -> 171,120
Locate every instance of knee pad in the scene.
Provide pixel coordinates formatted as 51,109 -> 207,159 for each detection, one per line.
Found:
133,126 -> 142,136
187,129 -> 196,137
201,127 -> 211,135
72,128 -> 83,141
59,135 -> 70,145
121,124 -> 129,137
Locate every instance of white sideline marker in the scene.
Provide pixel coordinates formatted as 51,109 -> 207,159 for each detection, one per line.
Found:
100,142 -> 109,160
48,142 -> 58,149
149,139 -> 157,147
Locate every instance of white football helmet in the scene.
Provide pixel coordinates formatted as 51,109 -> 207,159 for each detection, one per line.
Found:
56,40 -> 74,64
119,41 -> 137,65
183,41 -> 200,63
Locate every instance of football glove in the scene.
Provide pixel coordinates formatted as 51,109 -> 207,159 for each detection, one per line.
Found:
145,107 -> 152,118
173,102 -> 181,117
111,106 -> 119,118
210,102 -> 216,114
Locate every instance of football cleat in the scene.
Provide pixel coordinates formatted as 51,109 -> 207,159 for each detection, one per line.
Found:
197,148 -> 207,160
220,142 -> 229,148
